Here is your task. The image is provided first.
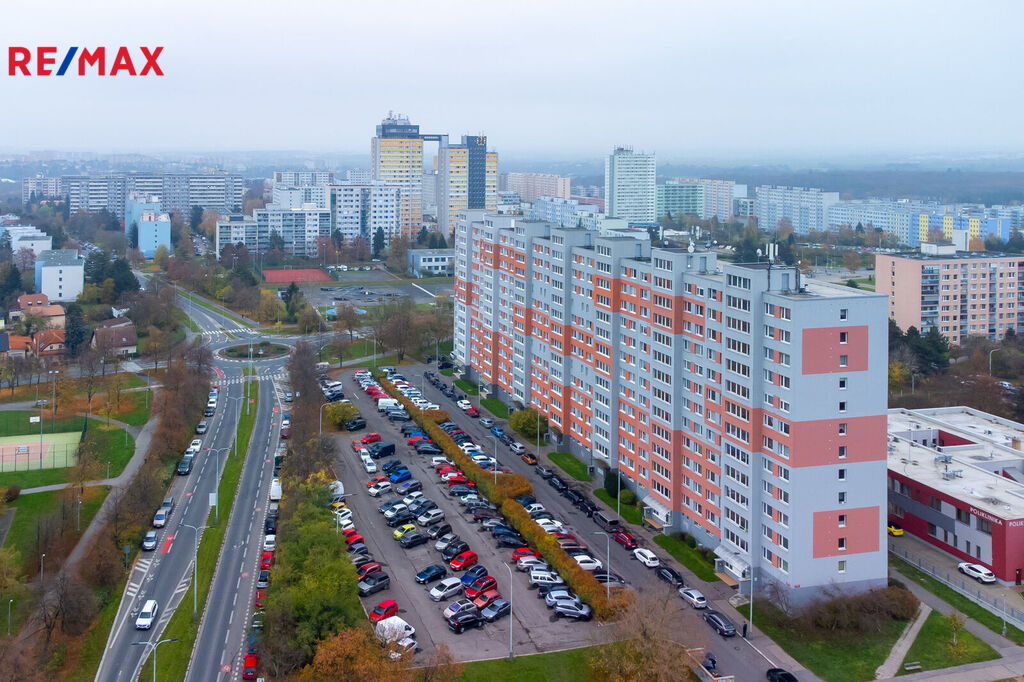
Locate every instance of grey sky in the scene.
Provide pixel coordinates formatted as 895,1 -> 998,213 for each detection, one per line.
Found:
3,0 -> 1022,161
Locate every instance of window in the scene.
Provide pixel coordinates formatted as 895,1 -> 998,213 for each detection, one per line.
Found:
839,354 -> 848,367
838,491 -> 847,504
838,423 -> 847,435
929,496 -> 942,511
838,560 -> 847,573
978,518 -> 993,535
838,514 -> 847,528
838,468 -> 847,481
839,401 -> 847,412
840,331 -> 848,344
955,508 -> 970,524
838,538 -> 846,551
840,308 -> 848,321
838,445 -> 847,459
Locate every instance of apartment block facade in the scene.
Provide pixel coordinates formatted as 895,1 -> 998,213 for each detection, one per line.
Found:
371,114 -> 424,239
215,205 -> 332,259
45,173 -> 243,220
454,210 -> 889,601
604,147 -> 656,225
755,185 -> 840,234
876,251 -> 1022,344
656,180 -> 704,219
437,136 -> 498,237
329,184 -> 402,245
501,173 -> 571,203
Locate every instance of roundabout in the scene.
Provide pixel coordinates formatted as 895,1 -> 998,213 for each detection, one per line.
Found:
222,341 -> 290,360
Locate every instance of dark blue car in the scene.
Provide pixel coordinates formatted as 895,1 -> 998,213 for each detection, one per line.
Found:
389,468 -> 412,484
415,564 -> 447,584
460,564 -> 488,586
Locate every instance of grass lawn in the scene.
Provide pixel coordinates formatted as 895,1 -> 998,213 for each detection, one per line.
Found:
455,378 -> 479,396
652,533 -> 720,583
480,398 -> 509,419
116,390 -> 152,426
890,555 -> 1024,644
458,646 -> 595,682
3,486 -> 108,569
0,420 -> 135,489
225,342 -> 289,359
851,277 -> 875,291
594,488 -> 643,525
440,367 -> 454,376
0,372 -> 146,406
66,581 -> 126,682
139,387 -> 259,682
548,451 -> 591,482
898,609 -> 998,675
347,354 -> 405,369
754,602 -> 907,682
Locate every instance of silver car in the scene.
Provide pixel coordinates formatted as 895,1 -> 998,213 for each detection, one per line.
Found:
429,577 -> 464,602
434,533 -> 460,551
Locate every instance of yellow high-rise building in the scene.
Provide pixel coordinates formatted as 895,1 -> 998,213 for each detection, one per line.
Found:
371,113 -> 423,240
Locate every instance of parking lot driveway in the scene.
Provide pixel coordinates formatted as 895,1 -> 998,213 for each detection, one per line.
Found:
335,375 -> 604,662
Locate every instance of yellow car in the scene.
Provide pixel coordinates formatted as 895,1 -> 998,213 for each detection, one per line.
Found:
393,523 -> 417,540
887,522 -> 904,537
330,501 -> 347,512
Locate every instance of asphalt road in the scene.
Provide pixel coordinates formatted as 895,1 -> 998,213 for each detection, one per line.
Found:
394,363 -> 780,680
186,367 -> 284,682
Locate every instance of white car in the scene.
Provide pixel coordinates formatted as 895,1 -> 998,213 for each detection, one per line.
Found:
470,453 -> 490,463
431,457 -> 454,467
263,535 -> 276,552
403,492 -> 425,506
516,556 -> 548,572
633,548 -> 660,568
523,503 -> 545,516
459,493 -> 480,506
457,400 -> 472,411
417,509 -> 445,526
423,403 -> 440,411
573,554 -> 603,571
334,507 -> 353,522
383,504 -> 409,520
441,471 -> 465,483
958,562 -> 997,583
536,519 -> 564,534
429,577 -> 464,602
368,482 -> 392,497
679,588 -> 708,609
337,516 -> 355,531
529,570 -> 565,588
186,439 -> 202,455
361,456 -> 377,474
460,443 -> 483,454
135,599 -> 158,629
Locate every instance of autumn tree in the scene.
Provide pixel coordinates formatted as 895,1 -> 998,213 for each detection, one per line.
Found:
153,244 -> 170,270
414,643 -> 462,682
296,625 -> 407,682
334,304 -> 361,341
842,250 -> 862,273
386,236 -> 412,273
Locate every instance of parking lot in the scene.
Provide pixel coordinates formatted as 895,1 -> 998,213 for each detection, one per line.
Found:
334,374 -> 606,662
332,362 -> 786,679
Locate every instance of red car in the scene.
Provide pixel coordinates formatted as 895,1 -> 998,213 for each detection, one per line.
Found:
408,435 -> 429,445
369,599 -> 398,624
357,562 -> 383,580
260,551 -> 274,570
472,589 -> 502,610
342,527 -> 360,539
367,475 -> 388,488
361,433 -> 382,444
254,588 -> 265,609
280,425 -> 290,439
345,533 -> 365,546
450,550 -> 479,571
465,575 -> 497,600
511,548 -> 539,562
465,407 -> 480,417
242,653 -> 258,680
613,531 -> 638,550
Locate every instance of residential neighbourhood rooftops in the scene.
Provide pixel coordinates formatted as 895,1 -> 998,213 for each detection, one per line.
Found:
36,249 -> 84,266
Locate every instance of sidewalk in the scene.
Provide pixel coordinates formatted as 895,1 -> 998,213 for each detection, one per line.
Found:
875,604 -> 933,678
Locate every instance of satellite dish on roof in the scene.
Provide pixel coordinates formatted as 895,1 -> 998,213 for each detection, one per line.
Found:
687,243 -> 695,253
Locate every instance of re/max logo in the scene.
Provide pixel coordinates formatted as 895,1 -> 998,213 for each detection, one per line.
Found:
8,47 -> 164,76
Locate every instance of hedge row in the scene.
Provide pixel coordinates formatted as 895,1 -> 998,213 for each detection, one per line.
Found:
374,372 -> 630,620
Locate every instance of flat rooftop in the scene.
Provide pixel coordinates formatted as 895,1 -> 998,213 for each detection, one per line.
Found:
888,407 -> 1024,520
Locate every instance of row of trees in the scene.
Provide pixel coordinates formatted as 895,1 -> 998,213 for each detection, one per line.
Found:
888,320 -> 951,392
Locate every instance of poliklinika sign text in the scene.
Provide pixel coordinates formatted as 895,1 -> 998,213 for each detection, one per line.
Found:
8,47 -> 163,76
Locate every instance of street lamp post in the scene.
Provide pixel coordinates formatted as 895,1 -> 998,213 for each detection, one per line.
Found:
133,637 -> 178,682
372,330 -> 377,369
319,402 -> 331,437
502,561 -> 514,661
593,532 -> 611,601
226,396 -> 243,458
181,523 -> 212,619
6,599 -> 11,636
990,347 -> 1002,376
39,553 -> 45,585
492,434 -> 499,487
77,497 -> 82,533
207,448 -> 230,524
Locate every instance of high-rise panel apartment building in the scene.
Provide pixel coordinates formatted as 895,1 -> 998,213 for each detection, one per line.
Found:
437,136 -> 498,237
876,248 -> 1022,344
755,185 -> 840,234
656,180 -> 704,219
371,113 -> 424,239
604,147 -> 656,225
215,205 -> 332,259
50,173 -> 243,220
501,173 -> 571,203
454,210 -> 888,601
329,184 -> 402,245
273,171 -> 335,186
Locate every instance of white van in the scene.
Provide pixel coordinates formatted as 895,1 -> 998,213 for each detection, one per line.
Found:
375,616 -> 415,645
270,478 -> 282,501
377,398 -> 399,412
362,455 -> 377,473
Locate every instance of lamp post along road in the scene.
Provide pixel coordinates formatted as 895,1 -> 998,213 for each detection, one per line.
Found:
991,347 -> 1002,376
133,637 -> 178,682
594,532 -> 611,600
503,562 -> 514,661
319,402 -> 331,437
181,523 -> 212,619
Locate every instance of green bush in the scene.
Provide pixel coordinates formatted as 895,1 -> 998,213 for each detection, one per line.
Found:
619,489 -> 637,506
509,408 -> 547,440
683,533 -> 697,549
4,485 -> 20,502
603,470 -> 623,498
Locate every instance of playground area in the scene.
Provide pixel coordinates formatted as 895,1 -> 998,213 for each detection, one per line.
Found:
0,431 -> 81,472
262,268 -> 333,284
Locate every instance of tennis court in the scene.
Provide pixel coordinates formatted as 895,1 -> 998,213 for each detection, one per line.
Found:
0,431 -> 81,472
262,268 -> 333,283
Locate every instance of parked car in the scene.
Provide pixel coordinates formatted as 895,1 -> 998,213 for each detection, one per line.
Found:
346,418 -> 367,431
400,532 -> 428,549
703,610 -> 737,636
358,572 -> 391,597
481,597 -> 511,622
958,562 -> 997,583
766,669 -> 800,682
142,530 -> 158,551
442,598 -> 477,620
613,531 -> 638,549
655,566 -> 684,587
415,564 -> 448,585
679,588 -> 707,609
369,599 -> 398,624
480,418 -> 494,428
633,548 -> 660,567
447,609 -> 486,634
430,577 -> 465,601
552,600 -> 592,621
465,576 -> 497,600
427,522 -> 453,539
450,551 -> 479,571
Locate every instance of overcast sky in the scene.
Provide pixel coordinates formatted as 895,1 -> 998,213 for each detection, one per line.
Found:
3,0 -> 1022,161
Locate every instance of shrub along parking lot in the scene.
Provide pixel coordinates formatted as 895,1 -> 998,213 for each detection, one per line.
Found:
375,372 -> 631,620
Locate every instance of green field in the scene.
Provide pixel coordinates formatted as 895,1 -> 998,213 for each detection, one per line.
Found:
898,609 -> 998,675
3,486 -> 108,570
0,421 -> 134,489
455,378 -> 479,396
440,367 -> 454,376
117,390 -> 153,426
225,342 -> 289,359
652,533 -> 720,583
754,603 -> 907,682
480,398 -> 509,419
139,385 -> 259,681
594,488 -> 643,525
548,451 -> 591,482
459,647 -> 595,682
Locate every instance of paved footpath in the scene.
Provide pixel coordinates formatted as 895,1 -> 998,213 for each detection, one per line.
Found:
876,603 -> 933,678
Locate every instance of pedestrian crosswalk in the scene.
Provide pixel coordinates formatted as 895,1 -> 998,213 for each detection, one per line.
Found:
215,371 -> 287,386
199,328 -> 254,338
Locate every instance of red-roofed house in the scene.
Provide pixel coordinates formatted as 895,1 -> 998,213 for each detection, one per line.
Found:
92,324 -> 137,357
32,329 -> 65,359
